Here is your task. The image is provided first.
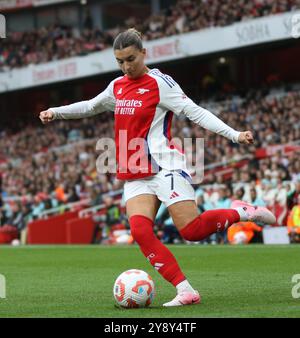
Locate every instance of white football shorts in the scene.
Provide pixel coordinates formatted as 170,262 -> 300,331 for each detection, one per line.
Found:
123,169 -> 196,207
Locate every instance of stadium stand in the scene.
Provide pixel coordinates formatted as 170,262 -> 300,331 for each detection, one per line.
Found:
1,0 -> 300,245
1,85 -> 300,244
1,0 -> 299,70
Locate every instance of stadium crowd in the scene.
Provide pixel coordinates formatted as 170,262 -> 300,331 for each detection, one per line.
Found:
1,0 -> 299,70
1,86 -> 300,243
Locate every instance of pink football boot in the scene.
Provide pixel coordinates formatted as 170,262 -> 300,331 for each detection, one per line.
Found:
163,290 -> 201,307
231,200 -> 276,225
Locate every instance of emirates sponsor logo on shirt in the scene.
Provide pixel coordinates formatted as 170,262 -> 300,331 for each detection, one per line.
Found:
116,99 -> 143,107
115,99 -> 143,115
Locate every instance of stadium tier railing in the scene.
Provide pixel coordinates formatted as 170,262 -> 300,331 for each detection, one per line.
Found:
39,198 -> 91,219
39,189 -> 123,219
78,197 -> 123,219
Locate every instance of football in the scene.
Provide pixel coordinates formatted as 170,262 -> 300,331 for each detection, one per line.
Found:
113,269 -> 155,308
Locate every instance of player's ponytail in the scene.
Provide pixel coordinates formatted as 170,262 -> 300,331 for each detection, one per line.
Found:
113,28 -> 143,50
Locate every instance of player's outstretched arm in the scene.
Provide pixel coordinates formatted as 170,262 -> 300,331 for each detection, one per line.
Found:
39,109 -> 54,124
179,98 -> 254,144
39,99 -> 98,122
155,73 -> 252,145
237,131 -> 254,144
39,80 -> 116,123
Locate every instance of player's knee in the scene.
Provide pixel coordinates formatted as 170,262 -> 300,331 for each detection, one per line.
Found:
179,216 -> 205,242
179,230 -> 199,242
129,215 -> 155,244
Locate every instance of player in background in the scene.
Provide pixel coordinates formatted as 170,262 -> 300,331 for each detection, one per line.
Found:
39,29 -> 276,307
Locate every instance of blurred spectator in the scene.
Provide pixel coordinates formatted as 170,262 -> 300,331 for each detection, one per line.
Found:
215,187 -> 232,209
249,187 -> 266,207
31,195 -> 46,220
233,186 -> 245,201
92,195 -> 123,243
227,221 -> 262,245
288,182 -> 300,209
287,194 -> 300,243
66,186 -> 80,203
104,196 -> 122,228
197,194 -> 214,213
3,202 -> 26,232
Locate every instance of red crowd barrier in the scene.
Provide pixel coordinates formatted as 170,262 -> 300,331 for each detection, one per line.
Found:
66,217 -> 95,244
0,225 -> 19,244
27,211 -> 79,244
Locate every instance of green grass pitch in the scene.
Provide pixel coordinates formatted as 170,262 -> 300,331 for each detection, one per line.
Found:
0,244 -> 300,318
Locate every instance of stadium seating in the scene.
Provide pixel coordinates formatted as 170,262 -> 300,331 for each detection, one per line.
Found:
1,1 -> 300,244
1,86 -> 300,241
0,0 -> 297,71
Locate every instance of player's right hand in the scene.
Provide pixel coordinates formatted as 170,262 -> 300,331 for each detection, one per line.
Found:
39,110 -> 54,124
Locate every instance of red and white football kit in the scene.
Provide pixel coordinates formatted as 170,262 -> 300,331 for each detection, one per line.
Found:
50,68 -> 240,206
50,69 -> 275,305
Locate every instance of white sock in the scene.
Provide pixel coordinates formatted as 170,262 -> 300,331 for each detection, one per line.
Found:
176,280 -> 196,294
234,207 -> 249,221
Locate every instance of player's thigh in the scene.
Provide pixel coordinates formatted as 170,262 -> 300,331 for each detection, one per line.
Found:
168,200 -> 199,230
153,169 -> 196,206
126,194 -> 161,222
153,169 -> 198,229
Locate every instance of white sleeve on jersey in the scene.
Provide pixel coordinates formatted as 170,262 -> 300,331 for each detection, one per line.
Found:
157,73 -> 241,143
50,80 -> 116,120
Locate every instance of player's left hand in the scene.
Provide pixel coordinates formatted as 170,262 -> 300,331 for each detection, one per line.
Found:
238,131 -> 254,144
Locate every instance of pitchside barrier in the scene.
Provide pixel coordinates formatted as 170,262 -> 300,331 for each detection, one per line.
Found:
27,210 -> 79,244
26,197 -> 123,245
